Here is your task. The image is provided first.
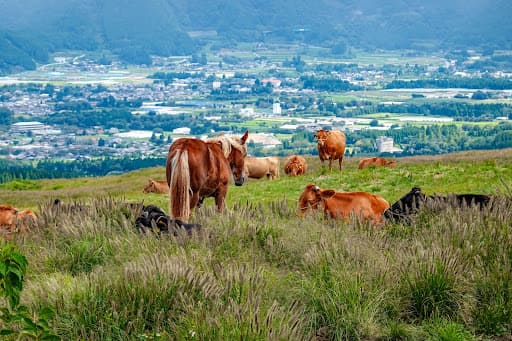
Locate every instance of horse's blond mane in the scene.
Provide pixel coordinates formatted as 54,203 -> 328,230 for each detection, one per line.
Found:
206,134 -> 247,158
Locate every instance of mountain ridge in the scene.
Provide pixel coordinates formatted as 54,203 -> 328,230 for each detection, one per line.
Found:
0,0 -> 511,73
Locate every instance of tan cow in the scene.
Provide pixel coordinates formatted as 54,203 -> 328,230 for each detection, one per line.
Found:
358,157 -> 397,170
284,155 -> 307,176
298,184 -> 390,225
0,205 -> 38,238
314,129 -> 346,170
143,179 -> 169,194
244,156 -> 280,180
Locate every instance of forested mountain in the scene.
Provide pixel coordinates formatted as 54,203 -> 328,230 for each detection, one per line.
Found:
0,0 -> 511,73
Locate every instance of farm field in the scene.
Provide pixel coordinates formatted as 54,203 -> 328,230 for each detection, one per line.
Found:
0,149 -> 512,340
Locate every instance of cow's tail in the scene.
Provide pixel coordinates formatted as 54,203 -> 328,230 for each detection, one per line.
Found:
169,149 -> 191,222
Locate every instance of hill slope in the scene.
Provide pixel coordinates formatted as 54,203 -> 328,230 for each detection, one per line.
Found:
1,148 -> 511,210
1,149 -> 511,339
0,0 -> 511,72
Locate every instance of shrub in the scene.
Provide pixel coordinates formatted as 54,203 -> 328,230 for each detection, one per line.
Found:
0,244 -> 59,340
402,260 -> 460,321
472,273 -> 512,336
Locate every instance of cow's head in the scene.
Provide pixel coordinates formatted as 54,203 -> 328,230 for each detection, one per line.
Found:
289,160 -> 302,176
298,184 -> 323,217
143,179 -> 156,193
389,187 -> 425,216
313,129 -> 329,147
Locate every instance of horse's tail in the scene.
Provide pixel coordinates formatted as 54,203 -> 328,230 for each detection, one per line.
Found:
169,149 -> 191,222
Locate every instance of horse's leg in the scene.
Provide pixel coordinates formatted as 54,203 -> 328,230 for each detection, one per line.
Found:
329,158 -> 333,170
214,187 -> 228,212
338,156 -> 343,170
190,191 -> 200,210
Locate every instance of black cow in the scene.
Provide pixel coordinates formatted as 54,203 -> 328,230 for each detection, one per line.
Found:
384,187 -> 491,223
136,205 -> 202,236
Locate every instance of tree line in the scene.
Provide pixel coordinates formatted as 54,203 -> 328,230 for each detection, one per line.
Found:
0,157 -> 166,184
1,121 -> 511,181
385,77 -> 512,90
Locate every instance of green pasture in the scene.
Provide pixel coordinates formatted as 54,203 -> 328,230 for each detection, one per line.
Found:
349,49 -> 446,67
1,149 -> 512,340
2,149 -> 511,212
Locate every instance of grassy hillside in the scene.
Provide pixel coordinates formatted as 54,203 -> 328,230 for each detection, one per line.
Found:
1,148 -> 511,211
0,149 -> 512,339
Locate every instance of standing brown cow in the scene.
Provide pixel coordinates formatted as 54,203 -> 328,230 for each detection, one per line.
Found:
314,129 -> 346,170
284,155 -> 307,176
358,157 -> 396,170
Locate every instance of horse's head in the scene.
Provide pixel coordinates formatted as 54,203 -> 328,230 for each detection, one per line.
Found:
228,131 -> 249,186
207,131 -> 249,186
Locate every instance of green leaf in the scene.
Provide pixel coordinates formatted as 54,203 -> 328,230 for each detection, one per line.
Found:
7,266 -> 24,283
10,253 -> 28,270
37,318 -> 50,329
38,307 -> 56,320
0,329 -> 15,335
8,295 -> 19,309
16,305 -> 29,314
21,316 -> 38,329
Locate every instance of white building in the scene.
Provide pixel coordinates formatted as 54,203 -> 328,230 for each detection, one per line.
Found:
375,136 -> 402,153
173,127 -> 191,135
273,102 -> 282,115
247,133 -> 282,149
240,107 -> 254,116
10,121 -> 45,132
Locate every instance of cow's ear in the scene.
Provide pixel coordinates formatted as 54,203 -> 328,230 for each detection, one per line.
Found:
321,189 -> 336,198
240,130 -> 249,144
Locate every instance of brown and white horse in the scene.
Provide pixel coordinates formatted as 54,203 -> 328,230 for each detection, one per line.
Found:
166,131 -> 249,221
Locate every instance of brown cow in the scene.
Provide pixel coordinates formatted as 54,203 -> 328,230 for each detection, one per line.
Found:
314,129 -> 346,170
358,157 -> 397,170
143,179 -> 169,194
0,205 -> 38,238
244,156 -> 280,180
298,184 -> 390,225
284,155 -> 307,176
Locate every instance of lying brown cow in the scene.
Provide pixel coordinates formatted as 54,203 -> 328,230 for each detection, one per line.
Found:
143,179 -> 169,194
244,156 -> 280,180
284,155 -> 307,176
314,129 -> 346,170
0,205 -> 37,238
358,157 -> 396,170
298,184 -> 390,225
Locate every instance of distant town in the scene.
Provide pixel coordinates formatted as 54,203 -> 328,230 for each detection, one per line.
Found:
1,47 -> 511,163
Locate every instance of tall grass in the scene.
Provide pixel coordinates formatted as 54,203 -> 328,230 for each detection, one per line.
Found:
1,149 -> 512,339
